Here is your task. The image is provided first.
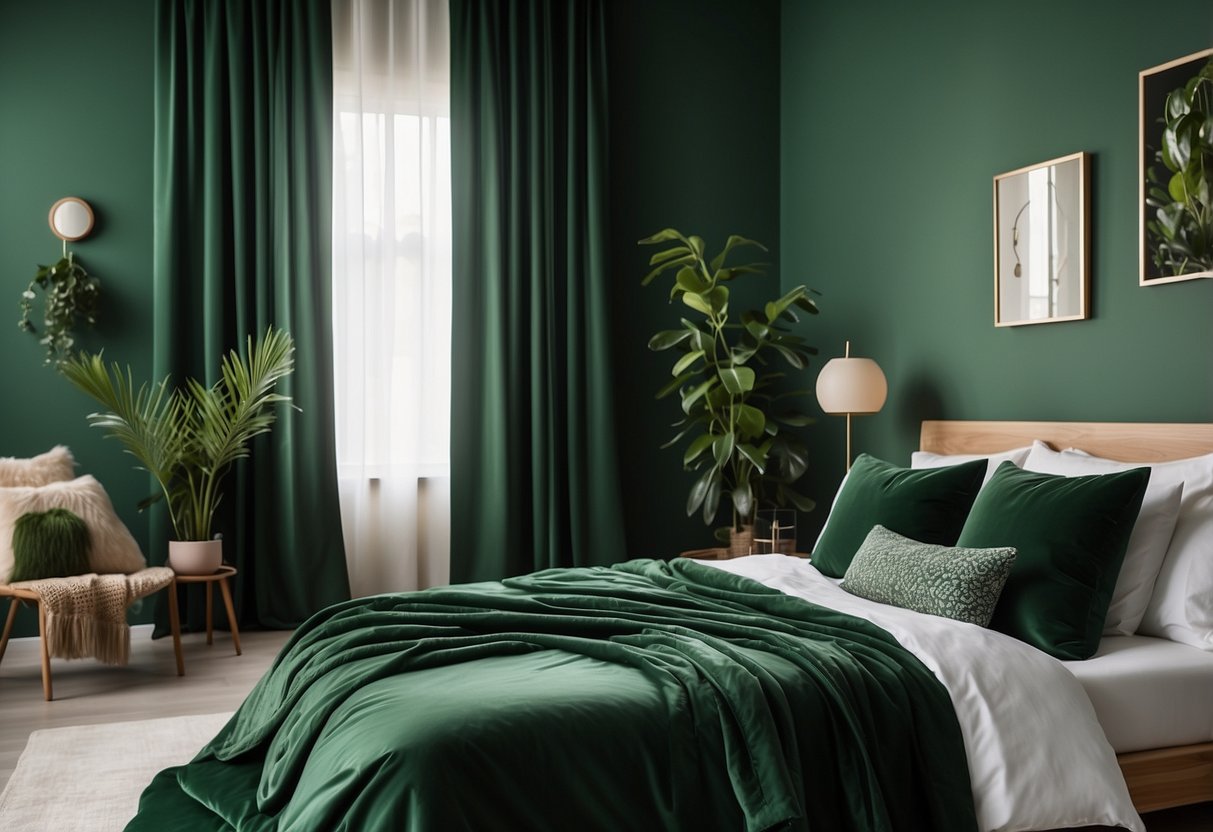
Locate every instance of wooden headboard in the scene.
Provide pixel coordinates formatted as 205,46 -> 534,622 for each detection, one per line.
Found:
920,420 -> 1213,463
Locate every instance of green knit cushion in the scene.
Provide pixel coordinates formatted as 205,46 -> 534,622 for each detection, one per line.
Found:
842,525 -> 1017,627
9,508 -> 91,582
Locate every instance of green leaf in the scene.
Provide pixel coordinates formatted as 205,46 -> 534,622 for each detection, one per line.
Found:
680,378 -> 716,414
684,432 -> 716,466
639,228 -> 692,247
736,442 -> 767,473
778,487 -> 816,513
702,470 -> 723,524
675,266 -> 709,294
672,350 -> 703,376
736,403 -> 765,438
1169,170 -> 1189,203
771,344 -> 806,369
649,246 -> 691,266
712,431 -> 735,466
648,329 -> 692,351
718,366 -> 756,394
709,235 -> 768,271
775,412 -> 815,427
681,292 -> 713,316
656,371 -> 695,399
641,254 -> 695,286
731,481 -> 753,520
686,467 -> 713,516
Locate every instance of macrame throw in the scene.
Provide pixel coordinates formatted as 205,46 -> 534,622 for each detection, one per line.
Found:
10,567 -> 174,665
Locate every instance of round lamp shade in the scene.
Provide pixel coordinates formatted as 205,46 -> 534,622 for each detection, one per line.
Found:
816,356 -> 888,415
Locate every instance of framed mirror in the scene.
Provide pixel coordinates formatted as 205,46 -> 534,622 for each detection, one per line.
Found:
48,197 -> 94,242
993,151 -> 1090,327
1139,49 -> 1213,285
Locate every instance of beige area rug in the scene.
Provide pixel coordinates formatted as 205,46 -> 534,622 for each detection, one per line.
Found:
0,712 -> 232,831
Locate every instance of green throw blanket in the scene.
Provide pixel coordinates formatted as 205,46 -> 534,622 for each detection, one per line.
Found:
127,559 -> 978,831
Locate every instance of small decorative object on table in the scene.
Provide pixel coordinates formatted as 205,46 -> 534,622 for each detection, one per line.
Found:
753,508 -> 797,554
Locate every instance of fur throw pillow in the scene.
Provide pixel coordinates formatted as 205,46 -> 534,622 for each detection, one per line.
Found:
0,446 -> 76,487
0,475 -> 145,583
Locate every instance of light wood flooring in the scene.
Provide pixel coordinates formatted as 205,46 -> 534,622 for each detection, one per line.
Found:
0,624 -> 291,791
0,626 -> 1208,830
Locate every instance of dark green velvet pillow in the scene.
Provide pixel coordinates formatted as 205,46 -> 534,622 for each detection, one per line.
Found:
956,462 -> 1150,660
811,454 -> 987,578
9,508 -> 91,582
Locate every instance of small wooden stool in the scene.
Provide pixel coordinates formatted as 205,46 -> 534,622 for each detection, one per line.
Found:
0,579 -> 184,701
173,565 -> 242,656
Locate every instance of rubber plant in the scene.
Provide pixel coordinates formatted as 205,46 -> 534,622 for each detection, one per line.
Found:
1146,56 -> 1213,276
18,253 -> 100,369
640,228 -> 819,539
59,327 -> 295,542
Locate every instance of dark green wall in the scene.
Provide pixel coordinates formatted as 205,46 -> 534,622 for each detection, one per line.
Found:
782,0 -> 1213,541
0,0 -> 156,635
607,0 -> 784,557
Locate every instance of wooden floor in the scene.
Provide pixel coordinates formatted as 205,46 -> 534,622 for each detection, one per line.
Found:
0,625 -> 291,791
0,626 -> 1208,830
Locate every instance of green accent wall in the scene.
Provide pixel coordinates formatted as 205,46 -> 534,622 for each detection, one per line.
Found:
782,0 -> 1213,541
607,0 -> 784,558
0,0 -> 156,637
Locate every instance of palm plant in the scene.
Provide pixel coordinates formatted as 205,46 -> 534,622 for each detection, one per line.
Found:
640,229 -> 818,535
59,327 -> 295,541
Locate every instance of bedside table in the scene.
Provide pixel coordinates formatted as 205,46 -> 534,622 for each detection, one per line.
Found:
173,565 -> 242,656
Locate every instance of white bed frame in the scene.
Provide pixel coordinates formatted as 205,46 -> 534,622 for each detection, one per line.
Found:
920,420 -> 1213,814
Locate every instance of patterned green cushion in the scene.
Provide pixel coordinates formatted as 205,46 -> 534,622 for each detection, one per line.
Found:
841,525 -> 1017,627
9,508 -> 91,582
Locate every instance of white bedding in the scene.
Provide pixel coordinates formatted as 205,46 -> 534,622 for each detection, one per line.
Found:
700,554 -> 1144,832
1063,635 -> 1213,753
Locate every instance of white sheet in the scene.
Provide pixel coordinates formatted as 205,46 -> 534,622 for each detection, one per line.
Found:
1063,635 -> 1213,754
699,554 -> 1144,832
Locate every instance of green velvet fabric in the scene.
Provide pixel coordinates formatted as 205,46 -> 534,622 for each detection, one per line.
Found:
812,454 -> 987,578
125,559 -> 977,831
957,462 -> 1150,660
9,509 -> 90,582
448,0 -> 626,582
152,0 -> 350,629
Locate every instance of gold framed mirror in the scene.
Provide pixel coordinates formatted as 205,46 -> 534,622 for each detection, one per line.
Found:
48,196 -> 95,242
993,151 -> 1090,327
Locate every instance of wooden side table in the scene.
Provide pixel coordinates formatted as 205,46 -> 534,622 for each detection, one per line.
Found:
173,565 -> 242,656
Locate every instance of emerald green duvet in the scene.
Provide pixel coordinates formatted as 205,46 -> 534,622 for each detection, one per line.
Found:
126,559 -> 977,831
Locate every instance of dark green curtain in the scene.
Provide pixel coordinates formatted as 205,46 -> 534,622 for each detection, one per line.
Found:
449,0 -> 626,582
153,0 -> 350,628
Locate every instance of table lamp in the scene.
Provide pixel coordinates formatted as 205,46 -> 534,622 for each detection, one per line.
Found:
815,341 -> 888,471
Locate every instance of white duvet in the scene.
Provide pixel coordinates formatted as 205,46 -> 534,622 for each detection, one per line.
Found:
700,554 -> 1144,832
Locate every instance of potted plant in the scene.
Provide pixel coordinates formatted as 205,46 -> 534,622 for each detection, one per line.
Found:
59,327 -> 295,574
18,252 -> 101,369
640,229 -> 818,553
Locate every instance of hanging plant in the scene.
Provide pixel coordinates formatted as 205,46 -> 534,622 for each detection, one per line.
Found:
1145,57 -> 1213,276
18,252 -> 100,369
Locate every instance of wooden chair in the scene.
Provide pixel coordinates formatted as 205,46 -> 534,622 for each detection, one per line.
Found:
0,578 -> 184,701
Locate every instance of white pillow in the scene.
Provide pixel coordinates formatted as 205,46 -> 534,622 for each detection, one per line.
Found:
0,446 -> 76,487
1025,441 -> 1203,643
911,445 -> 1032,486
0,475 -> 146,583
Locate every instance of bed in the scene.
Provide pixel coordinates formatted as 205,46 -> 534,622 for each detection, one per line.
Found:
919,420 -> 1213,815
122,420 -> 1213,831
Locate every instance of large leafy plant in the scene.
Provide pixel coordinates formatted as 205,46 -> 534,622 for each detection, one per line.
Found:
18,253 -> 100,368
60,327 -> 295,541
1146,57 -> 1213,276
640,229 -> 818,533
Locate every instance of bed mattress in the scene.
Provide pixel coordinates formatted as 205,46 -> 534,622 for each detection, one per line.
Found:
1062,635 -> 1213,753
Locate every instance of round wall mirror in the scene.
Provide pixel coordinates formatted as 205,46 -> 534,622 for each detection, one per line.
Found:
48,197 -> 95,242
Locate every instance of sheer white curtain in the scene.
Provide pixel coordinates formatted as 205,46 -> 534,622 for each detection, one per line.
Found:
331,0 -> 451,597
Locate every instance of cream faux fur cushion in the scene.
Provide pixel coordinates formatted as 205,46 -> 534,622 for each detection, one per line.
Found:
0,446 -> 76,487
0,475 -> 145,583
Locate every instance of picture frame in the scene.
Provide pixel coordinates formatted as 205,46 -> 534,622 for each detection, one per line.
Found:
1139,48 -> 1213,286
992,151 -> 1090,327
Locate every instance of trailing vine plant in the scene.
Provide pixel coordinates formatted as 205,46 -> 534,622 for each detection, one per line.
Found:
18,252 -> 100,369
1146,57 -> 1213,276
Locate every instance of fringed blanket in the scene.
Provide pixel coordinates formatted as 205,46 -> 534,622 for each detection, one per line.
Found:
10,567 -> 174,665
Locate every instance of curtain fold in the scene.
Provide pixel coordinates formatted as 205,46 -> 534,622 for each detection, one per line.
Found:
331,0 -> 452,598
154,0 -> 351,628
449,0 -> 626,582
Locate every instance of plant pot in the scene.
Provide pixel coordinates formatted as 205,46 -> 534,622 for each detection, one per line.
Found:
728,525 -> 754,558
168,539 -> 223,575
